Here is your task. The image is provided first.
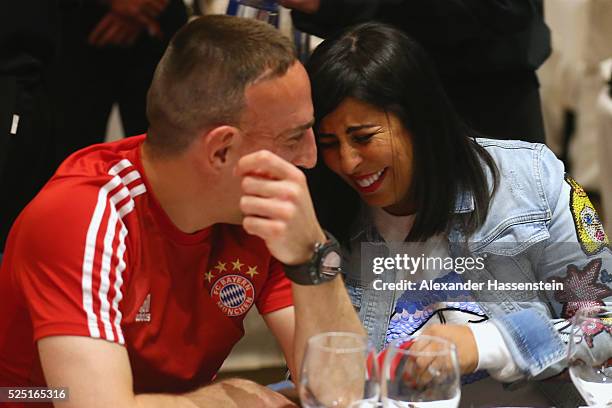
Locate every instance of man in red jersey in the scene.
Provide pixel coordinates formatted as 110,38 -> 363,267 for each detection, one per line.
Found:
0,15 -> 363,407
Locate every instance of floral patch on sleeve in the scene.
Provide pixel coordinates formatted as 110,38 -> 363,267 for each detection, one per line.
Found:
565,174 -> 609,256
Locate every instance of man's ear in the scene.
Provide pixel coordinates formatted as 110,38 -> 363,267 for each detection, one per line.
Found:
201,125 -> 242,170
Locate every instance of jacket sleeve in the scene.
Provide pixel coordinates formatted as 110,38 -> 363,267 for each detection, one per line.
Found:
491,145 -> 612,380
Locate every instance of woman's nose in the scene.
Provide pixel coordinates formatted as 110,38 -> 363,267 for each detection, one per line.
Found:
339,143 -> 362,175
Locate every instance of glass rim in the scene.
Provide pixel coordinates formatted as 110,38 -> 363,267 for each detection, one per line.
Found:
388,335 -> 457,357
348,401 -> 383,408
307,331 -> 369,353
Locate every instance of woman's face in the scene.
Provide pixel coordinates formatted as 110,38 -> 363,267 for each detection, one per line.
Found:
318,98 -> 416,215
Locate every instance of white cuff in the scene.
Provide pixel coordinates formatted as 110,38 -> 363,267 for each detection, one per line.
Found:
469,321 -> 523,382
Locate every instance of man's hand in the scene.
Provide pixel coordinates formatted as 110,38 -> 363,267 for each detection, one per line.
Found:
420,324 -> 479,374
236,150 -> 326,265
88,13 -> 144,47
109,0 -> 166,37
279,0 -> 321,14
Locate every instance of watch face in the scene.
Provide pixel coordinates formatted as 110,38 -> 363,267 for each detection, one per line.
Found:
321,250 -> 342,277
321,250 -> 341,268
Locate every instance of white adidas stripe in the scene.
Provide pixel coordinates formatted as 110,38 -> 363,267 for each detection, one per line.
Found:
82,176 -> 122,339
109,159 -> 133,176
112,224 -> 129,344
82,159 -> 147,343
98,204 -> 119,341
130,184 -> 146,198
110,186 -> 130,206
121,170 -> 141,185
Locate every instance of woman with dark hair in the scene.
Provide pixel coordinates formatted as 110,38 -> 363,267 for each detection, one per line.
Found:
306,22 -> 612,406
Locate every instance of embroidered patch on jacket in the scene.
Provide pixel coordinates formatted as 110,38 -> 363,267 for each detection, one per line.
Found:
565,174 -> 609,255
387,272 -> 486,342
579,317 -> 612,348
547,259 -> 612,319
601,269 -> 612,284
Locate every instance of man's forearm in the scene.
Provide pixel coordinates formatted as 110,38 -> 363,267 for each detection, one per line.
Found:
136,378 -> 295,408
291,277 -> 365,380
136,393 -> 197,408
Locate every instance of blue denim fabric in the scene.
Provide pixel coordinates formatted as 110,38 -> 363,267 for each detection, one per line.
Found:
492,308 -> 565,376
342,138 -> 612,381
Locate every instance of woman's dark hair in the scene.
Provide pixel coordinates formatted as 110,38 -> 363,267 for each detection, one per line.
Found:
305,22 -> 498,244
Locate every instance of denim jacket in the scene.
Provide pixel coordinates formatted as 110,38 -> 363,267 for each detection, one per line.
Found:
343,139 -> 612,390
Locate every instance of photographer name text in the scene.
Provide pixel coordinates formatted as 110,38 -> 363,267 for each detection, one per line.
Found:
372,279 -> 563,291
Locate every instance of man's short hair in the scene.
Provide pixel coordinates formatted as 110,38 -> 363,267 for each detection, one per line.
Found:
146,15 -> 296,154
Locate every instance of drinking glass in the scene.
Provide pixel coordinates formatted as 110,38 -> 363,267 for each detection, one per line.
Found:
568,305 -> 612,407
381,335 -> 461,408
300,332 -> 380,408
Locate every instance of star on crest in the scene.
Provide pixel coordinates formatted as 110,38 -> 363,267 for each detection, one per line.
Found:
214,261 -> 227,272
204,270 -> 215,283
246,265 -> 259,278
232,258 -> 244,271
548,258 -> 612,318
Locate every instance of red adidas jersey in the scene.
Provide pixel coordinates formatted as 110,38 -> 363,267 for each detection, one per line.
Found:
0,135 -> 293,398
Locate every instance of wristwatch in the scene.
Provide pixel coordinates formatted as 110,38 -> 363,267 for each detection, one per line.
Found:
283,231 -> 342,285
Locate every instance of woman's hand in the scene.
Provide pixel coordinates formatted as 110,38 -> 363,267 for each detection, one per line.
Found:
420,324 -> 479,374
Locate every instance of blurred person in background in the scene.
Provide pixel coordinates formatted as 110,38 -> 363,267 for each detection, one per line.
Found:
281,0 -> 551,143
52,0 -> 188,162
0,0 -> 61,255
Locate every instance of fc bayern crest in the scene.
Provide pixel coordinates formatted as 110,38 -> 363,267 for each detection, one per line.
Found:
210,274 -> 255,317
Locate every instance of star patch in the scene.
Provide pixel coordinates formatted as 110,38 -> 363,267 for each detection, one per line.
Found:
204,270 -> 215,283
565,175 -> 609,255
547,259 -> 612,318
